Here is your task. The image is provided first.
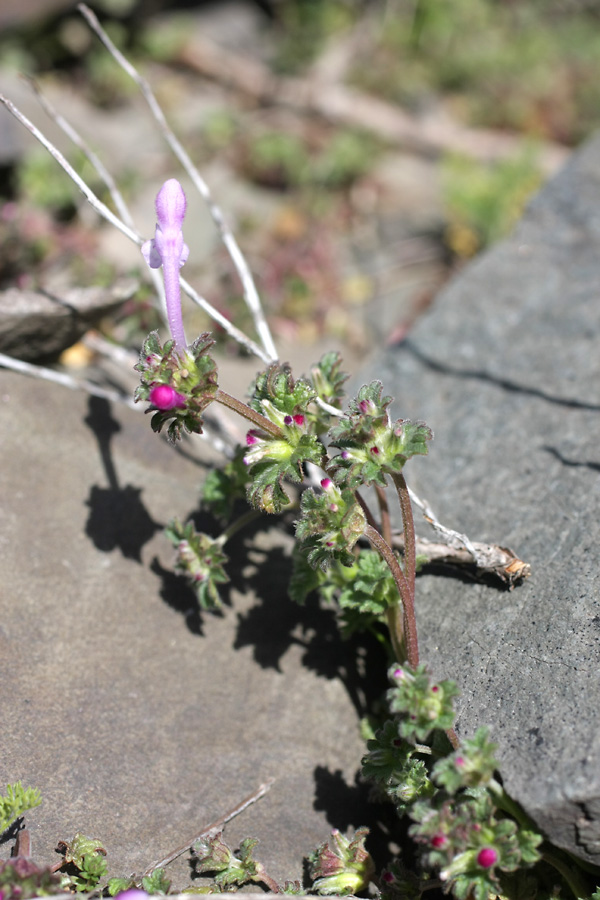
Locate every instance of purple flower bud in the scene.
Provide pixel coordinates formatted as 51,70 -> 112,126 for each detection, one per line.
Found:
476,847 -> 498,869
284,415 -> 293,426
114,891 -> 149,900
477,847 -> 498,869
358,399 -> 370,415
381,871 -> 395,884
341,450 -> 350,460
149,383 -> 186,410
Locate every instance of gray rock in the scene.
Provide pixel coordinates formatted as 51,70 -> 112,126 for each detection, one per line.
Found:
354,133 -> 600,862
0,278 -> 137,361
0,369 -> 375,887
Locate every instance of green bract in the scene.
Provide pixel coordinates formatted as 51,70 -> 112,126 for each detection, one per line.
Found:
244,427 -> 325,513
362,721 -> 435,813
387,665 -> 460,743
328,381 -> 432,488
250,362 -> 316,420
295,480 -> 366,567
433,727 -> 498,793
309,827 -> 375,897
134,331 -> 218,442
165,519 -> 229,609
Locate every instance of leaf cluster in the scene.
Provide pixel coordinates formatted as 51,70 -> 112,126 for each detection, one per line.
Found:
164,519 -> 229,609
328,382 -> 432,488
309,827 -> 375,896
0,782 -> 41,834
135,331 -> 218,442
362,666 -> 544,900
0,857 -> 60,899
295,483 -> 366,567
55,832 -> 108,892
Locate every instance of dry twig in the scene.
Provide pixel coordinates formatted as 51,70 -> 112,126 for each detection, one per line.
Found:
78,3 -> 278,364
175,32 -> 569,175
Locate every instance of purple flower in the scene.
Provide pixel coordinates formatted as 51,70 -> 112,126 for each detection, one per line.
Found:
142,179 -> 190,350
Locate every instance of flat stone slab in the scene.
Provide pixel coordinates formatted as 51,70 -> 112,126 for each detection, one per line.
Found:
355,133 -> 600,862
0,280 -> 137,361
0,370 -> 374,887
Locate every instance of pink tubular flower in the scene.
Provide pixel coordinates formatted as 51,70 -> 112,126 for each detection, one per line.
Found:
476,847 -> 498,869
142,179 -> 190,350
149,384 -> 186,411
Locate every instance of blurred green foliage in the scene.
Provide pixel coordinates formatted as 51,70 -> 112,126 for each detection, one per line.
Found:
350,0 -> 600,144
442,150 -> 542,257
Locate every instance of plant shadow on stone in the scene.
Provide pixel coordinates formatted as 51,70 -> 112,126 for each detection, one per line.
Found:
84,396 -> 161,562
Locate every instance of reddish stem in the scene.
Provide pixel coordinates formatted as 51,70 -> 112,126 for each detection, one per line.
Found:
215,389 -> 283,439
364,523 -> 418,667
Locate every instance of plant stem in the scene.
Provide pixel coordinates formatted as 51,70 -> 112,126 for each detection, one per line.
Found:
216,389 -> 283,439
256,864 -> 281,893
391,472 -> 416,598
216,509 -> 262,547
542,847 -> 592,900
364,524 -> 418,667
375,483 -> 392,546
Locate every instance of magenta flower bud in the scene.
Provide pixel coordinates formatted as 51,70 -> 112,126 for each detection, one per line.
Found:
284,415 -> 293,426
341,450 -> 350,460
432,685 -> 439,693
370,445 -> 380,455
359,399 -> 369,415
431,834 -> 447,849
142,178 -> 190,350
114,891 -> 149,900
381,872 -> 395,884
476,847 -> 498,869
246,431 -> 260,446
321,478 -> 333,490
293,413 -> 304,425
149,383 -> 186,410
393,667 -> 404,679
455,756 -> 465,767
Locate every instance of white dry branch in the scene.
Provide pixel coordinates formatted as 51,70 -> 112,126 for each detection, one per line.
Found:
0,351 -> 137,408
0,94 -> 271,362
77,2 -> 278,364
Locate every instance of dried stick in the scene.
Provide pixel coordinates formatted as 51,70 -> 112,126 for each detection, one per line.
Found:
175,30 -> 568,175
24,75 -> 167,317
0,351 -> 137,408
407,487 -> 483,564
78,3 -> 278,364
393,532 -> 531,588
141,778 -> 275,878
0,94 -> 271,362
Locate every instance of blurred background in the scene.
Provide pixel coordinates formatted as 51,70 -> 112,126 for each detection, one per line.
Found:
0,0 -> 596,364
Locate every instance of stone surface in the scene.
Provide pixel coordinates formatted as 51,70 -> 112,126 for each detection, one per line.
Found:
354,132 -> 600,862
0,279 -> 137,361
0,369 -> 382,887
